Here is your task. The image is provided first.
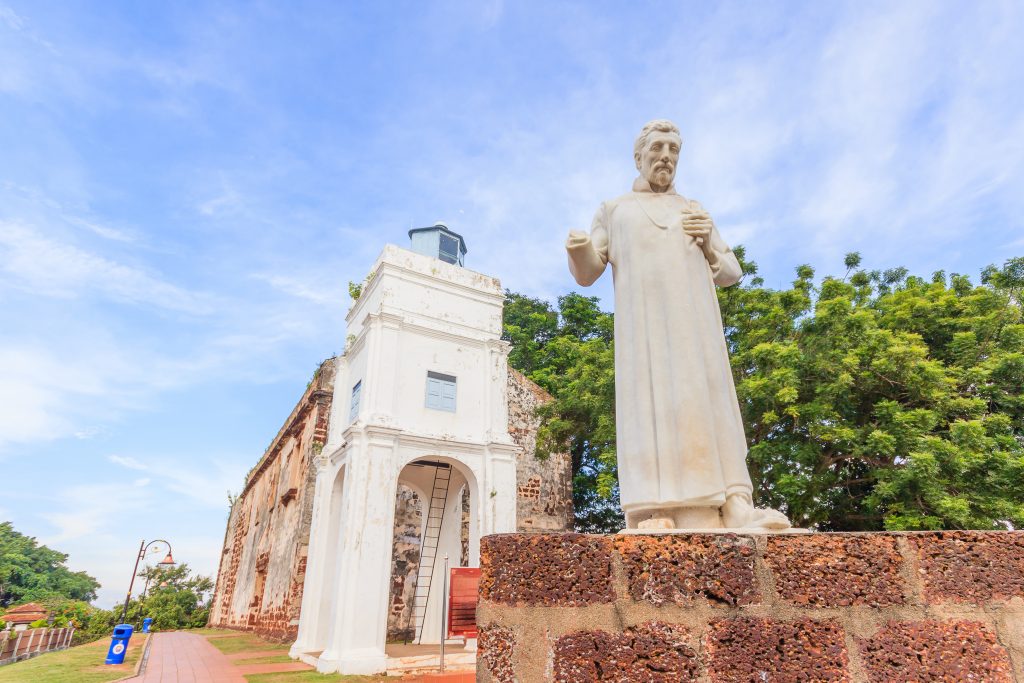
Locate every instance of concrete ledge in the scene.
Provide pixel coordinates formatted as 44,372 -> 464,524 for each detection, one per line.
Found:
315,647 -> 389,675
477,531 -> 1024,682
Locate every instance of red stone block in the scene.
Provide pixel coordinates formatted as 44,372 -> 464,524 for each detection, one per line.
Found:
766,534 -> 905,607
911,532 -> 1024,603
553,621 -> 699,682
859,620 -> 1012,682
478,624 -> 516,683
707,617 -> 849,682
614,534 -> 758,607
480,534 -> 614,606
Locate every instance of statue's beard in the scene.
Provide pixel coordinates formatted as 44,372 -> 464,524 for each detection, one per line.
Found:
649,167 -> 674,190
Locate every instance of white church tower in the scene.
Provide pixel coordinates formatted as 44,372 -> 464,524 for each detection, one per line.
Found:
289,224 -> 519,675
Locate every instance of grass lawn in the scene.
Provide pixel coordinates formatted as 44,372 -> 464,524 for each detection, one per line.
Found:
0,634 -> 145,683
236,653 -> 296,664
195,629 -> 388,682
201,628 -> 291,655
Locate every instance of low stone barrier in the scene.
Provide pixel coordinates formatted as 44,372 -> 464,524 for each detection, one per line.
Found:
477,531 -> 1024,682
0,626 -> 75,666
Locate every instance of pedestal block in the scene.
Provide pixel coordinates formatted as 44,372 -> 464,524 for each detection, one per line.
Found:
477,531 -> 1024,682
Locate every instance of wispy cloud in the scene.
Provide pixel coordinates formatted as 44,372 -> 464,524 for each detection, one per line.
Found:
109,455 -> 148,471
41,482 -> 149,544
106,453 -> 246,510
0,222 -> 215,313
0,4 -> 25,31
250,272 -> 345,306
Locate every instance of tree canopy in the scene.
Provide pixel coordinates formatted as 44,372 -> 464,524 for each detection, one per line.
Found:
0,522 -> 99,607
503,251 -> 1024,532
121,562 -> 214,631
64,562 -> 215,643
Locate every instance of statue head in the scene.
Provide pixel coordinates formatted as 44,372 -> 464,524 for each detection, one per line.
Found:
634,119 -> 681,192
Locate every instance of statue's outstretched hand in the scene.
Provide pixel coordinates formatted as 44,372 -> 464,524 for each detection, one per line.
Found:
566,230 -> 590,248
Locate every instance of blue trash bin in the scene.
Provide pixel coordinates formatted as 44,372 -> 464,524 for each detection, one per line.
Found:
142,618 -> 153,633
105,624 -> 134,665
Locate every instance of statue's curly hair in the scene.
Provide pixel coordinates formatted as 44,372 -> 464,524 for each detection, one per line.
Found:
634,119 -> 681,161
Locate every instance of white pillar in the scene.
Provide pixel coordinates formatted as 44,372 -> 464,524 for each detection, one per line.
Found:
317,431 -> 398,675
290,455 -> 338,657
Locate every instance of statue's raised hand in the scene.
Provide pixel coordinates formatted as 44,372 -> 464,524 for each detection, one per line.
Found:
566,229 -> 590,248
682,210 -> 713,249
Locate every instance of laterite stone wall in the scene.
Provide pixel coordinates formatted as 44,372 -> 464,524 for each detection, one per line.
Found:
477,531 -> 1024,682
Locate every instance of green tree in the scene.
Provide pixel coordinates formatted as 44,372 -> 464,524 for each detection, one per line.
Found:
504,253 -> 1024,532
503,292 -> 621,531
0,522 -> 99,607
721,252 -> 1024,530
113,563 -> 214,631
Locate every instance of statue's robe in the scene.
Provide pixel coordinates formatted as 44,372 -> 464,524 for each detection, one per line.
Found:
566,177 -> 754,514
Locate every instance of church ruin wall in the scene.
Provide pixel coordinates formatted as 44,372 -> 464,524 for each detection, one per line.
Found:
208,358 -> 336,641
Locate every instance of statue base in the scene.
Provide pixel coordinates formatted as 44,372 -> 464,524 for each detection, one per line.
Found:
477,531 -> 1024,682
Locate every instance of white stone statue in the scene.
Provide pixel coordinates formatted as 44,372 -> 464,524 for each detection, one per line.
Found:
566,119 -> 790,531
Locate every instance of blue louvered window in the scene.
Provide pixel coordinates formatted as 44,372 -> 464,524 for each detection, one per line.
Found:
438,233 -> 460,265
425,371 -> 456,412
349,381 -> 362,422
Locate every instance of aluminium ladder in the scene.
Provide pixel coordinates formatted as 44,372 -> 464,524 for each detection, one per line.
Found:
411,463 -> 452,644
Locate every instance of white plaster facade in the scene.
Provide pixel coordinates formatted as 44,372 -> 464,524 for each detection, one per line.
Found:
289,244 -> 518,675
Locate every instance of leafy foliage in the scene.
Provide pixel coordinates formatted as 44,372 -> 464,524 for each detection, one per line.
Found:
114,563 -> 214,632
0,522 -> 99,607
503,292 -> 621,531
503,252 -> 1024,532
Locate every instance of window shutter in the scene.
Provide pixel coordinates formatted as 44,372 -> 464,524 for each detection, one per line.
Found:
441,380 -> 456,411
425,372 -> 457,412
349,381 -> 362,422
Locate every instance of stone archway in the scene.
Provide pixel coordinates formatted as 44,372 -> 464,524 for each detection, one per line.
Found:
386,456 -> 479,646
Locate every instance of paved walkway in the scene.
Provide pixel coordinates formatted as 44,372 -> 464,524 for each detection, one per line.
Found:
129,631 -> 473,681
129,632 -> 247,682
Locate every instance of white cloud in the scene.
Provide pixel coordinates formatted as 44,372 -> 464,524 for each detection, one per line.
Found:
69,218 -> 137,243
0,222 -> 214,313
41,482 -> 149,544
105,452 -> 246,511
0,346 -> 115,449
198,186 -> 245,217
109,455 -> 148,471
252,273 -> 344,306
0,4 -> 25,31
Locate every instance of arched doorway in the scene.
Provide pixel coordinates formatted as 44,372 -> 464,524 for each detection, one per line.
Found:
386,457 -> 478,645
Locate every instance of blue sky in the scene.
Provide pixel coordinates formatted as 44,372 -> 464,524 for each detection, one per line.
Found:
1,1 -> 1022,608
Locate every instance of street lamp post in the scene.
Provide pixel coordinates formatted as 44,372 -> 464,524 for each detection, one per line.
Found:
119,539 -> 175,625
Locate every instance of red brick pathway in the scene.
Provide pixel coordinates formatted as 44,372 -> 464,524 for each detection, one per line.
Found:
404,673 -> 475,682
128,631 -> 247,682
